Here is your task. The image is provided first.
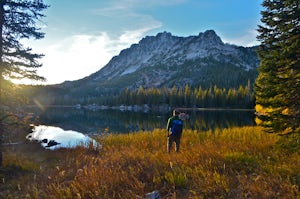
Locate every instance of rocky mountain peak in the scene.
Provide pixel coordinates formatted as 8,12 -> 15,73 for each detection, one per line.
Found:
200,30 -> 223,45
138,31 -> 178,50
82,30 -> 259,91
156,31 -> 173,38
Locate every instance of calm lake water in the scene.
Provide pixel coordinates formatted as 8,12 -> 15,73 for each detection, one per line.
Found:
27,107 -> 255,134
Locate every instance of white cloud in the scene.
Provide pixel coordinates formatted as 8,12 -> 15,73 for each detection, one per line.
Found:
119,26 -> 161,44
33,28 -> 155,84
90,2 -> 163,34
222,30 -> 260,47
35,33 -> 111,84
93,0 -> 187,13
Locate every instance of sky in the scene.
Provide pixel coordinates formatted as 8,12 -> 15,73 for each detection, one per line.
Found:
22,0 -> 263,85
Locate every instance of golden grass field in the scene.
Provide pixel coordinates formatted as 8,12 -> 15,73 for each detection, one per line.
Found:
1,126 -> 300,198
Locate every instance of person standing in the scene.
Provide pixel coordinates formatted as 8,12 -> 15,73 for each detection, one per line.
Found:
166,109 -> 183,153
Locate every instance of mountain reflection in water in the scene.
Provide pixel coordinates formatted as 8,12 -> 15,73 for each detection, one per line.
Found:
27,107 -> 255,134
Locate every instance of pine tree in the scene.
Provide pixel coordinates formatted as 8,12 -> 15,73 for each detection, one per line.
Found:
0,0 -> 48,166
0,0 -> 48,95
255,0 -> 300,134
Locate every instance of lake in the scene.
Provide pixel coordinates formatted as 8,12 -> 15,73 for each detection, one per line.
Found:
27,107 -> 255,134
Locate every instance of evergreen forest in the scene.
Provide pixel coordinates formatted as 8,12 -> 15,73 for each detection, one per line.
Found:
21,82 -> 255,109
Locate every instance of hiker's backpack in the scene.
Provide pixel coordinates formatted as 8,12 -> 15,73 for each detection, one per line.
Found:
171,119 -> 183,136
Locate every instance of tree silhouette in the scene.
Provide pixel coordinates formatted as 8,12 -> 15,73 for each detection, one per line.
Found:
0,0 -> 48,166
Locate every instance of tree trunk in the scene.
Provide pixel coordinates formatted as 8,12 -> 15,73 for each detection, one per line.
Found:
0,0 -> 5,167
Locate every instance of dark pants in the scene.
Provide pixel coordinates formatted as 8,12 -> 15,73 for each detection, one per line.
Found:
167,135 -> 181,153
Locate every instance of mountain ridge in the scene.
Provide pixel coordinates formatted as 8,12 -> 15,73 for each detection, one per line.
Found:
60,30 -> 259,96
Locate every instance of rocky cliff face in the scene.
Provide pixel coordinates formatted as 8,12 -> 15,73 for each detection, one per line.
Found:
64,30 -> 259,94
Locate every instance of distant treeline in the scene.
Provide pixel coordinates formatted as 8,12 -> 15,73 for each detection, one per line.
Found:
18,80 -> 255,109
50,82 -> 254,108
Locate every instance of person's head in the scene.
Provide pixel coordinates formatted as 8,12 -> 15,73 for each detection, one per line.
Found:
173,109 -> 180,116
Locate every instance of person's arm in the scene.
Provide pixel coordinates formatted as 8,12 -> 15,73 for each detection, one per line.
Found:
166,117 -> 172,136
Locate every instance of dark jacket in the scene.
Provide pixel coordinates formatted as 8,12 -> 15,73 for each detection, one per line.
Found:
166,115 -> 183,136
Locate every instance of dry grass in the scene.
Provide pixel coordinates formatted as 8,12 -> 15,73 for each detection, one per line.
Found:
1,126 -> 300,198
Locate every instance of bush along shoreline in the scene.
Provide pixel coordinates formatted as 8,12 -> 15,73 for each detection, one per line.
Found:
1,126 -> 300,198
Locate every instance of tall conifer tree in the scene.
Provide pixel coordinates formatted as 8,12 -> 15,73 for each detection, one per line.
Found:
255,0 -> 300,134
0,0 -> 48,166
0,0 -> 48,97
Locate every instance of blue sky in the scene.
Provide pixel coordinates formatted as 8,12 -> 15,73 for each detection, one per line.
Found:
23,0 -> 263,84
